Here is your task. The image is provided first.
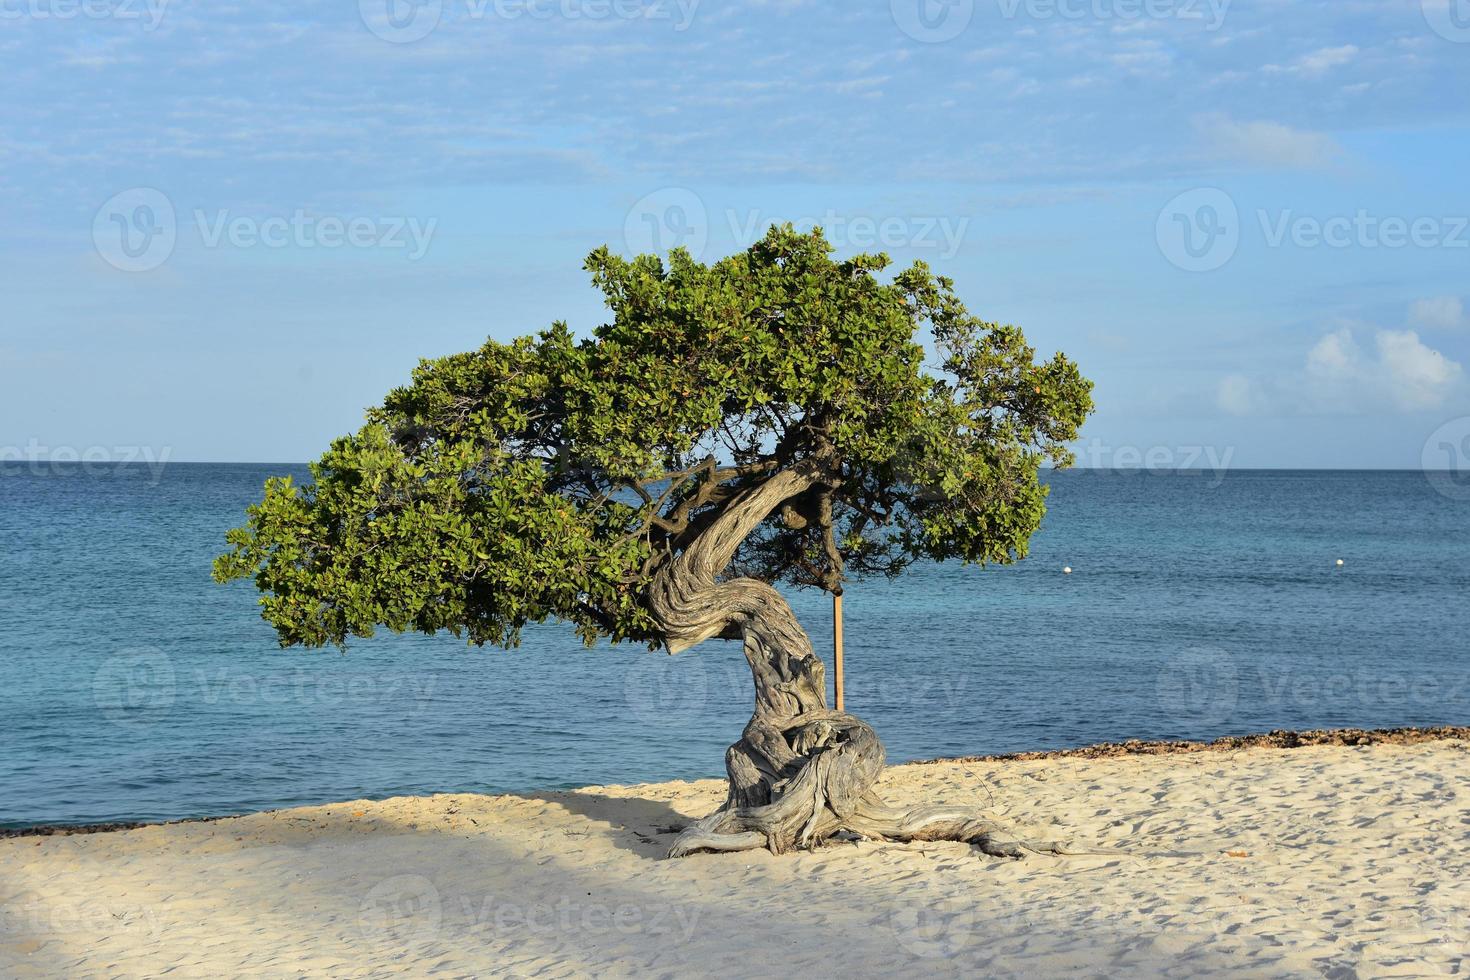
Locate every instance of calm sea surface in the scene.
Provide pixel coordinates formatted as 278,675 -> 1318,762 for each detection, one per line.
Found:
1,464 -> 1466,827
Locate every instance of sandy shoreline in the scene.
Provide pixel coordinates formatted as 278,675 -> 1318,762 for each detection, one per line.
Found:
8,726 -> 1466,840
4,735 -> 1468,977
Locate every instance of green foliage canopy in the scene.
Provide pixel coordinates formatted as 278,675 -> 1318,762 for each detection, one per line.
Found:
214,225 -> 1094,649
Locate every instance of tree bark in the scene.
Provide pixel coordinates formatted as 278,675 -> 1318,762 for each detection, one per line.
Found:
649,459 -> 1066,859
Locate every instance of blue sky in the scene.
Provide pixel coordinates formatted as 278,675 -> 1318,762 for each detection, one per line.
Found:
3,0 -> 1468,468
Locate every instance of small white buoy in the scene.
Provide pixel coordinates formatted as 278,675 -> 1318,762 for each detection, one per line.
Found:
1063,566 -> 1073,575
1336,559 -> 1344,567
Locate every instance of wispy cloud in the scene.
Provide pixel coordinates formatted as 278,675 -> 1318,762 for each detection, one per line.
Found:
1409,296 -> 1466,331
1217,373 -> 1267,417
1220,328 -> 1464,417
1306,328 -> 1463,412
1195,114 -> 1342,170
1264,44 -> 1359,77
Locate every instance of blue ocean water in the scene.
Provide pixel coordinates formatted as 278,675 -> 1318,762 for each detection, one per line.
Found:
1,464 -> 1466,828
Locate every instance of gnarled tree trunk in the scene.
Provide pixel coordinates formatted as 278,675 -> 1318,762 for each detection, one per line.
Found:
650,460 -> 1067,859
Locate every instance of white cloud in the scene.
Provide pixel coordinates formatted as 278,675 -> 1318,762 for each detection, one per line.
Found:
828,75 -> 891,95
1307,328 -> 1462,411
1306,327 -> 1361,379
1298,45 -> 1359,75
1264,45 -> 1360,77
1408,296 -> 1465,331
1196,114 -> 1342,170
1217,373 -> 1266,416
1108,39 -> 1174,75
1376,330 -> 1463,409
1228,328 -> 1463,416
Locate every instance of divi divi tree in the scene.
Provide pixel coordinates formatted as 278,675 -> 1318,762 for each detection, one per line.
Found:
216,225 -> 1093,858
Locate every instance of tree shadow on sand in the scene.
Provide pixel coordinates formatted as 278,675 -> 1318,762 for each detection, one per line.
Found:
527,789 -> 699,859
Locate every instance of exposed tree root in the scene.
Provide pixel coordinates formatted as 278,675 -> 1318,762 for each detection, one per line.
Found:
667,709 -> 1089,860
648,458 -> 1098,862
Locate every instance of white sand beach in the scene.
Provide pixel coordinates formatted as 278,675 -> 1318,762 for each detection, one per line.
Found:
4,738 -> 1468,978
